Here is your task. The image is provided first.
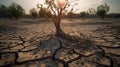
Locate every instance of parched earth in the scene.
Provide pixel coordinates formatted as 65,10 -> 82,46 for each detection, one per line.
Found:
0,18 -> 120,67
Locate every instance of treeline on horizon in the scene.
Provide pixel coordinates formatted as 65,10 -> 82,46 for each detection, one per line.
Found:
0,2 -> 120,19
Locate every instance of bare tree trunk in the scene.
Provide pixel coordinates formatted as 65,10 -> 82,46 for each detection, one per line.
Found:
54,19 -> 64,36
54,9 -> 65,36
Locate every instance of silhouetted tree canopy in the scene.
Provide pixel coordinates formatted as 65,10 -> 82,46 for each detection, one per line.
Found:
8,2 -> 25,19
67,11 -> 74,19
38,5 -> 52,18
96,3 -> 110,19
0,4 -> 8,18
88,8 -> 96,15
29,8 -> 37,18
80,11 -> 88,17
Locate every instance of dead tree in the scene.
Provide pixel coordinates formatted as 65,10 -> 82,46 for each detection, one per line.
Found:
38,0 -> 79,36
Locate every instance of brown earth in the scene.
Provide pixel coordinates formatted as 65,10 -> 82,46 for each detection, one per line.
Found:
0,18 -> 120,67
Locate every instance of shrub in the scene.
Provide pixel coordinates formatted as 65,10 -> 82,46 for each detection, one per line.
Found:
29,8 -> 37,18
8,2 -> 25,19
0,4 -> 8,18
96,3 -> 110,19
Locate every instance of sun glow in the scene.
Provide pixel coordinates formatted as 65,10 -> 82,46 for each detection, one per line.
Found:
58,0 -> 66,8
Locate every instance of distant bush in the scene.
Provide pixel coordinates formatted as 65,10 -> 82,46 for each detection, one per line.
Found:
8,2 -> 25,19
106,13 -> 120,18
67,11 -> 74,18
96,3 -> 110,19
38,6 -> 52,18
29,8 -> 37,18
45,9 -> 52,18
0,4 -> 8,18
88,8 -> 96,15
79,11 -> 88,17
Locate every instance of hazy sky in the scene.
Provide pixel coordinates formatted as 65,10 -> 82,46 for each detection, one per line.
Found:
0,0 -> 120,14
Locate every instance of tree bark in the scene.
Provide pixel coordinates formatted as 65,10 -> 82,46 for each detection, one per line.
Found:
53,9 -> 65,36
54,19 -> 64,36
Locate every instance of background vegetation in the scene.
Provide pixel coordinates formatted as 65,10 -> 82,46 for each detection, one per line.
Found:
0,2 -> 120,19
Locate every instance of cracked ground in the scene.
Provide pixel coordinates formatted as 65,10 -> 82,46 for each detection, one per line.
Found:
0,18 -> 120,67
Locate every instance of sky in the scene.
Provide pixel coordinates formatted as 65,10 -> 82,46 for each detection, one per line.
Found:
0,0 -> 120,14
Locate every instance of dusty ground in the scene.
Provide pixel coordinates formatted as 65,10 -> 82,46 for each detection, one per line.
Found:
0,18 -> 120,67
